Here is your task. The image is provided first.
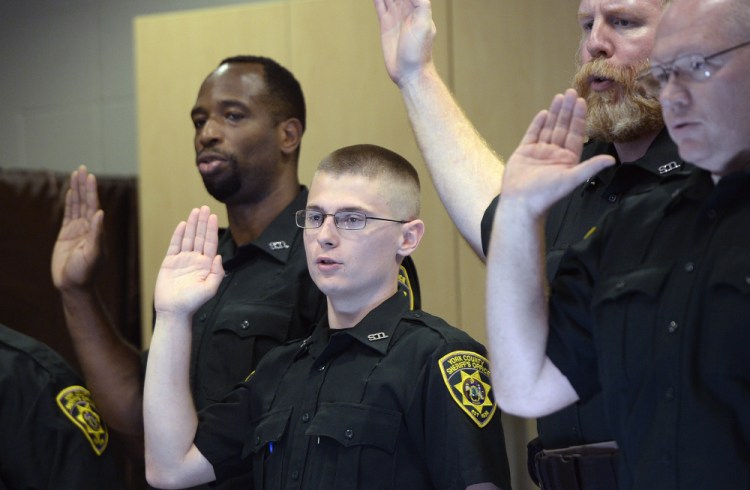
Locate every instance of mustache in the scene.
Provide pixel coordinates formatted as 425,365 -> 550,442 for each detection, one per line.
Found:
573,58 -> 648,93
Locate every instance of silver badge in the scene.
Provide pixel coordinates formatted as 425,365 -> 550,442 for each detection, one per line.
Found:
658,161 -> 681,174
367,332 -> 388,341
268,241 -> 290,250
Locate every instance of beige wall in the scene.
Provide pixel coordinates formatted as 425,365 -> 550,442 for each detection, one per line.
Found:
135,1 -> 581,488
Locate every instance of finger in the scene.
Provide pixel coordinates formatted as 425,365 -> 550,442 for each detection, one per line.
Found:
203,213 -> 220,259
90,209 -> 105,249
519,110 -> 549,146
167,221 -> 187,256
193,206 -> 211,254
374,0 -> 387,18
74,166 -> 89,218
550,89 -> 578,147
538,93 -> 564,143
66,169 -> 82,220
210,254 -> 224,281
181,208 -> 200,252
62,188 -> 74,225
563,97 -> 588,153
84,171 -> 100,220
572,155 -> 616,183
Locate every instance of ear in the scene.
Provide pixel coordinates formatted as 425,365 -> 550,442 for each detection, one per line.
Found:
278,118 -> 303,156
397,219 -> 425,258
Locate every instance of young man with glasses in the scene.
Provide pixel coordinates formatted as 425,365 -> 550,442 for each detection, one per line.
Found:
143,144 -> 512,490
486,0 -> 750,487
374,1 -> 690,487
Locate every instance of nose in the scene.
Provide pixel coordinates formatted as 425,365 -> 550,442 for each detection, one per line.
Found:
659,75 -> 689,115
197,118 -> 222,148
584,21 -> 613,61
315,215 -> 339,249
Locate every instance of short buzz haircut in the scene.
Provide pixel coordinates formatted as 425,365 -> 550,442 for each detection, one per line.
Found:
316,144 -> 421,219
219,55 -> 306,131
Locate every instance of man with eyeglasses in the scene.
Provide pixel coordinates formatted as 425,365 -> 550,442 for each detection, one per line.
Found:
374,0 -> 691,487
485,0 -> 750,487
52,57 -> 420,488
142,144 -> 512,490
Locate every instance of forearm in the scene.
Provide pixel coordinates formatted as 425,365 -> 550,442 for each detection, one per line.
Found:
399,63 -> 503,258
485,198 -> 577,417
59,287 -> 144,446
144,312 -> 212,488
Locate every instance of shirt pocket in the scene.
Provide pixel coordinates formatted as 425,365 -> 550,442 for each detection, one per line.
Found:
702,259 -> 750,377
305,402 -> 402,490
244,406 -> 293,487
202,303 -> 292,402
591,266 -> 669,389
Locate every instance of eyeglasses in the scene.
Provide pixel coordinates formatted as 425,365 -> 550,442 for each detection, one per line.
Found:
295,209 -> 408,230
638,39 -> 750,96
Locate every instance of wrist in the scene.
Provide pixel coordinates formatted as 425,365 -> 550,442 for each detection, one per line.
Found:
397,60 -> 439,92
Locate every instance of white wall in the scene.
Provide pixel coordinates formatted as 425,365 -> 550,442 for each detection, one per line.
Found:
0,0 -> 258,176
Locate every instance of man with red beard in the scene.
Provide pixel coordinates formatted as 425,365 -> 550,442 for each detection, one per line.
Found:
53,56 -> 371,490
374,0 -> 685,488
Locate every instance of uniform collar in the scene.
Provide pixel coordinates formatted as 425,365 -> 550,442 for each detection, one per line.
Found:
579,128 -> 691,196
628,128 -> 691,179
669,167 -> 750,212
302,291 -> 412,362
218,187 -> 308,267
584,128 -> 690,179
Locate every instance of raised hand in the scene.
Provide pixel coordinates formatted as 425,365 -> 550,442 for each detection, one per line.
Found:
51,165 -> 105,291
374,0 -> 436,86
501,89 -> 616,217
154,206 -> 224,318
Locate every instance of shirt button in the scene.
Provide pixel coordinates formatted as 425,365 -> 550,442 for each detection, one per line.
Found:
199,313 -> 207,322
607,193 -> 618,202
291,470 -> 299,481
664,387 -> 675,401
301,412 -> 310,423
667,321 -> 679,333
240,320 -> 250,330
318,365 -> 326,372
684,262 -> 694,272
344,429 -> 354,439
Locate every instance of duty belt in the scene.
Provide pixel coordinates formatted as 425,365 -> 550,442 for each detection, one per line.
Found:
529,438 -> 620,490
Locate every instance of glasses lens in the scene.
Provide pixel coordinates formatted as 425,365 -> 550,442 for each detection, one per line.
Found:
296,210 -> 323,228
637,69 -> 663,97
681,55 -> 711,81
335,212 -> 367,230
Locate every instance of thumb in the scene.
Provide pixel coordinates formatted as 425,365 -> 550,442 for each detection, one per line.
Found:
572,155 -> 616,182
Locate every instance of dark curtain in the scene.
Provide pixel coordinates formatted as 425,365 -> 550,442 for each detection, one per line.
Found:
0,168 -> 145,488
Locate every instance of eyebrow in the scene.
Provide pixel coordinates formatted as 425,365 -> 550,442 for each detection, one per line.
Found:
577,6 -> 640,21
306,205 -> 370,214
190,100 -> 249,119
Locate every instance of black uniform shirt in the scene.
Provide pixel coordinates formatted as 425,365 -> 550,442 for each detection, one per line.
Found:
547,168 -> 750,489
190,188 -> 326,410
194,292 -> 512,490
480,129 -> 692,448
0,324 -> 123,489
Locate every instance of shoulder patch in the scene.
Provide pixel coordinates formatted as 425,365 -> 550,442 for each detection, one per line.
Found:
438,351 -> 497,428
55,385 -> 108,455
398,264 -> 415,310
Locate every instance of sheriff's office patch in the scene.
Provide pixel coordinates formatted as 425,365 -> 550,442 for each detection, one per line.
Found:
398,264 -> 415,310
55,385 -> 108,455
439,351 -> 497,428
